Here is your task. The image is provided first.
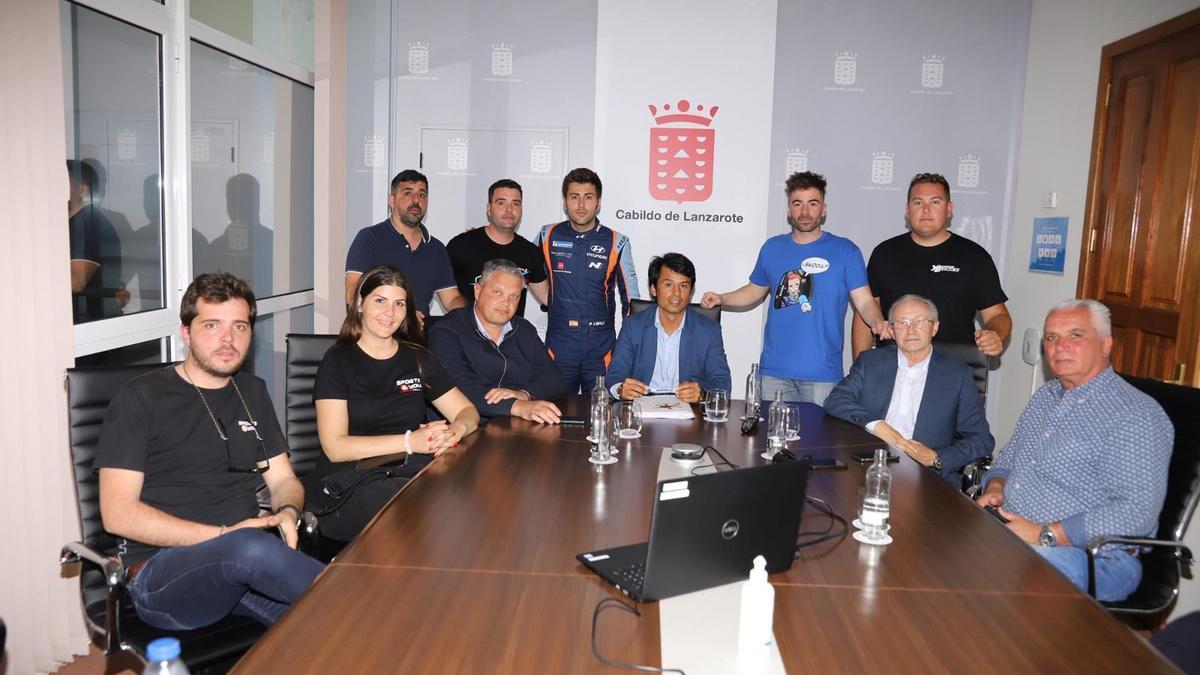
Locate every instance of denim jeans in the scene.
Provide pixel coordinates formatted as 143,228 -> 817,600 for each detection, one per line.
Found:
128,528 -> 324,629
760,375 -> 836,406
1034,545 -> 1142,602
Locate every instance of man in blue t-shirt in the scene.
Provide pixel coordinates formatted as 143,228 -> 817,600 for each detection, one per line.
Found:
701,171 -> 890,405
344,169 -> 467,316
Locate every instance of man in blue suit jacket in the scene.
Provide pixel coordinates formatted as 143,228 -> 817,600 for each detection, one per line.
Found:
607,253 -> 731,403
825,294 -> 993,483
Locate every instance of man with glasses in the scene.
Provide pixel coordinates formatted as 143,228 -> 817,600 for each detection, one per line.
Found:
851,172 -> 1011,359
95,272 -> 323,630
825,294 -> 993,483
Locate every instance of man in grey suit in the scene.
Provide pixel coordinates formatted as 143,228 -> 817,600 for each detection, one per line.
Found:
824,294 -> 993,483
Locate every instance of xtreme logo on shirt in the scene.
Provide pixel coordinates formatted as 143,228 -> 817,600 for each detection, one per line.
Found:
931,265 -> 961,273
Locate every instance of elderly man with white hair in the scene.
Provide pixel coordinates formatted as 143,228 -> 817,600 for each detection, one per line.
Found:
976,299 -> 1173,601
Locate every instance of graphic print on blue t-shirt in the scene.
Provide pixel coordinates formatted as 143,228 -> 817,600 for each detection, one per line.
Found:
772,256 -> 829,312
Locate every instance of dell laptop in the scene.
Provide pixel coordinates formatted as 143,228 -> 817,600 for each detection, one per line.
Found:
577,458 -> 811,602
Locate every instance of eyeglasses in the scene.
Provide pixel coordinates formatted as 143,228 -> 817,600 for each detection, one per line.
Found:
216,417 -> 272,474
890,318 -> 934,330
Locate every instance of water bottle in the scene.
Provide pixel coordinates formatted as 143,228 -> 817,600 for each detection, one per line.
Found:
736,555 -> 775,674
861,448 -> 893,544
745,363 -> 761,418
143,637 -> 190,675
767,390 -> 787,453
591,375 -> 607,407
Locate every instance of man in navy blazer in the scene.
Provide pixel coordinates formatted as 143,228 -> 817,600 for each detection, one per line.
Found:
825,294 -> 993,483
607,253 -> 731,403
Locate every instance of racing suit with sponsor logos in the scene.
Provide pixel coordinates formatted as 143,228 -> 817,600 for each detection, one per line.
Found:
535,221 -> 640,392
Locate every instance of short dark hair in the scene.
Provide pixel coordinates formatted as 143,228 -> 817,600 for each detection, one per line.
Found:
648,252 -> 696,289
180,273 -> 257,326
390,169 -> 429,193
784,171 -> 827,199
907,172 -> 951,201
561,167 -> 602,199
65,159 -> 98,194
488,178 -> 523,201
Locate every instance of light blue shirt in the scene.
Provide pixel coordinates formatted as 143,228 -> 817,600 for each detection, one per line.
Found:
610,310 -> 685,396
982,367 -> 1172,547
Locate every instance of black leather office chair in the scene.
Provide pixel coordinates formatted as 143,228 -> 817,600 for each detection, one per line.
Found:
629,298 -> 721,324
1087,374 -> 1200,621
61,364 -> 266,671
933,342 -> 992,494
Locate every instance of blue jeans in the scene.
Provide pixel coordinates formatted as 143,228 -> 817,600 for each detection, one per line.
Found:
128,528 -> 324,629
1034,545 -> 1142,602
760,375 -> 835,406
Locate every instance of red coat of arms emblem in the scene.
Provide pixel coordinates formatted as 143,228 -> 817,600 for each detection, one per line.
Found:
648,99 -> 718,204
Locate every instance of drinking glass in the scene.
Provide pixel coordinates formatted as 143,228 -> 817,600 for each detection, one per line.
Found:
785,402 -> 802,441
704,388 -> 729,422
616,400 -> 643,438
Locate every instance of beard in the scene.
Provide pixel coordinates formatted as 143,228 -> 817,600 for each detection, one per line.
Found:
788,214 -> 824,233
191,346 -> 245,378
399,208 -> 424,227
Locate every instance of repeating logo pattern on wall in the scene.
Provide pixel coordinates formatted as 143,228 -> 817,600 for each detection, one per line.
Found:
530,140 -> 552,174
648,99 -> 718,204
921,55 -> 944,89
447,138 -> 469,172
871,152 -> 894,185
364,136 -> 385,170
408,42 -> 430,75
491,44 -> 513,77
834,52 -> 857,86
957,155 -> 980,188
785,148 -> 808,175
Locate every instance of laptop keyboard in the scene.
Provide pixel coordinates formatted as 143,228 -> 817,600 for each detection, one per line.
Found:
611,561 -> 646,598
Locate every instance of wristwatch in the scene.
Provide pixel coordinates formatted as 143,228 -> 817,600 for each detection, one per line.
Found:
930,453 -> 943,471
1039,524 -> 1057,547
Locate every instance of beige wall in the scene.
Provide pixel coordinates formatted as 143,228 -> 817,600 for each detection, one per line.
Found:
0,0 -> 92,672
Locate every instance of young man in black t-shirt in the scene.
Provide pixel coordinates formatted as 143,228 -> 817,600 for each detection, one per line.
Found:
446,178 -> 548,318
852,173 -> 1011,359
95,273 -> 322,630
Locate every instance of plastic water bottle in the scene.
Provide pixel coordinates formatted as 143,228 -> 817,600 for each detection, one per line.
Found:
736,555 -> 775,674
143,637 -> 190,675
745,363 -> 761,418
861,448 -> 893,543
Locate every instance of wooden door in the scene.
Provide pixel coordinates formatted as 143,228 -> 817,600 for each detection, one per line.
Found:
1079,9 -> 1200,385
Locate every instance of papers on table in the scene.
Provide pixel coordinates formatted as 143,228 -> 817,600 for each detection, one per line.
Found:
639,395 -> 696,420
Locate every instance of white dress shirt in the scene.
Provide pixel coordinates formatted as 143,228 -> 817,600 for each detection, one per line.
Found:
865,348 -> 931,442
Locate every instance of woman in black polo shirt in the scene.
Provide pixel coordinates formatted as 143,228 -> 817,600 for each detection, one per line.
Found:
311,264 -> 478,540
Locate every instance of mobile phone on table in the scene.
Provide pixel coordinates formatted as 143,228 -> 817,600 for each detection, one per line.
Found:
852,449 -> 900,464
559,416 -> 588,426
983,505 -> 1010,524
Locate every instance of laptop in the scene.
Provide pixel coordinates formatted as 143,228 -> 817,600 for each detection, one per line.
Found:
577,458 -> 811,602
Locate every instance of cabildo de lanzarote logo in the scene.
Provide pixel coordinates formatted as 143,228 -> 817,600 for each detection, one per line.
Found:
648,99 -> 718,204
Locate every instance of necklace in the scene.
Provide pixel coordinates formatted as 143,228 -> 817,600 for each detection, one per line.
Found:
180,361 -> 258,442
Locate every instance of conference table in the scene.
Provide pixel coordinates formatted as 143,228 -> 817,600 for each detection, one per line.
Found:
233,398 -> 1177,673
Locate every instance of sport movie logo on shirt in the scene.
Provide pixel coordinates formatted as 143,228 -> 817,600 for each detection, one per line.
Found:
648,99 -> 718,204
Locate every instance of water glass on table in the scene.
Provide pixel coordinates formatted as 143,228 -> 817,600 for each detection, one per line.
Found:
704,388 -> 729,422
615,400 -> 643,438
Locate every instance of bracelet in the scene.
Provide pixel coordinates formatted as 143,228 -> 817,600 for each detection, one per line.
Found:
273,504 -> 301,521
404,429 -> 412,453
217,524 -> 226,537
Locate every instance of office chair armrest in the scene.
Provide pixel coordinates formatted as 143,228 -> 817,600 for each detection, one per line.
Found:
1084,536 -> 1193,598
60,541 -> 127,588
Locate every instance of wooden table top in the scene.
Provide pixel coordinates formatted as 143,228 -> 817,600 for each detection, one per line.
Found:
233,398 -> 1178,674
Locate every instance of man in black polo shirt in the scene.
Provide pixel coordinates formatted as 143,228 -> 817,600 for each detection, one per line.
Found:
344,169 -> 467,315
446,178 -> 548,318
851,172 -> 1011,359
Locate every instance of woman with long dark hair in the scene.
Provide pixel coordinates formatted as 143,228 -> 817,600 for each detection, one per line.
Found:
310,264 -> 478,540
